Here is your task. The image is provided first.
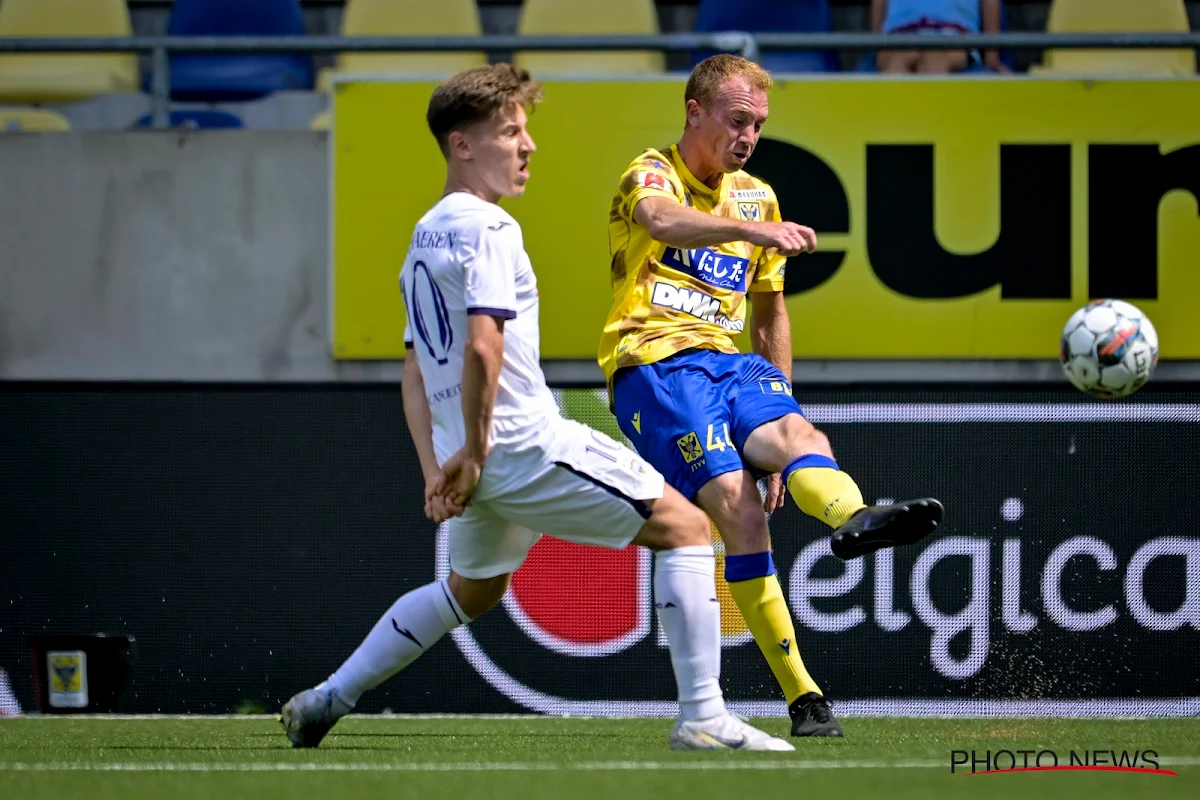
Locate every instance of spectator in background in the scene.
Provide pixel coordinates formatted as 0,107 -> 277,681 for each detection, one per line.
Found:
871,0 -> 1010,73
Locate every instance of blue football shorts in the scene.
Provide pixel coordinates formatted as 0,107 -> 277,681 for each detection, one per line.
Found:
611,348 -> 804,500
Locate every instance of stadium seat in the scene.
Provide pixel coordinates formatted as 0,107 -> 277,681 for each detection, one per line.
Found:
1037,0 -> 1195,76
0,107 -> 71,132
165,0 -> 315,103
0,0 -> 139,104
514,0 -> 666,75
134,110 -> 246,129
319,0 -> 487,90
693,0 -> 839,73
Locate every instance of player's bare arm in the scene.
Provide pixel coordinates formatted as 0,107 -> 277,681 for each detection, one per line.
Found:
441,313 -> 506,508
401,348 -> 460,523
749,290 -> 794,512
633,195 -> 817,256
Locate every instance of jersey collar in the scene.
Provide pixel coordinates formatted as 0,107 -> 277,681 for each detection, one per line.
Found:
670,143 -> 728,201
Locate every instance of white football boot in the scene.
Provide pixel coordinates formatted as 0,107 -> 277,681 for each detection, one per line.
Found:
279,682 -> 353,748
669,712 -> 795,751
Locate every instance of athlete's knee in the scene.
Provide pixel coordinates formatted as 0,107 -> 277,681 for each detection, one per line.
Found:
783,415 -> 832,458
448,571 -> 510,618
633,485 -> 711,551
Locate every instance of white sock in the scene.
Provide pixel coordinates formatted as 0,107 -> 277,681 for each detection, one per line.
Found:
327,579 -> 470,706
654,545 -> 726,721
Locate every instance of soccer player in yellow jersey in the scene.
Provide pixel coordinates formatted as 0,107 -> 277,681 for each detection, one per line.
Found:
599,55 -> 945,737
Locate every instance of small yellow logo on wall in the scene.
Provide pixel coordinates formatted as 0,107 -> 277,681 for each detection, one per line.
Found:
48,651 -> 88,709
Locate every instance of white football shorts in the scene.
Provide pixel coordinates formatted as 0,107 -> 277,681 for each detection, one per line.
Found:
448,418 -> 665,579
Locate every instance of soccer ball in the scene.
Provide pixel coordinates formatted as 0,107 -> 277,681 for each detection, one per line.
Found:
1059,299 -> 1158,398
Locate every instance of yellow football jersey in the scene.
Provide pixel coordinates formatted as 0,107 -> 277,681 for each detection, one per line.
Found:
597,143 -> 786,384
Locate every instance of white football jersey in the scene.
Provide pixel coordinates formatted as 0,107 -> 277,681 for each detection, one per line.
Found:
400,192 -> 560,464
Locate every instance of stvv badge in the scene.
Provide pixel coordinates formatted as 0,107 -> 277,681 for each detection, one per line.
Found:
48,651 -> 88,709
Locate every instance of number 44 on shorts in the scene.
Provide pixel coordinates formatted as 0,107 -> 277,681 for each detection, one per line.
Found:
676,423 -> 734,464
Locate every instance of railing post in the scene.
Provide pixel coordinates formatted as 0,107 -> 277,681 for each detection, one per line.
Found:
150,45 -> 170,130
711,32 -> 760,63
739,33 -> 761,63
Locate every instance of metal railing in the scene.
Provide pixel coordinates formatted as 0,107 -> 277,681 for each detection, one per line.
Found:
1,32 -> 1198,128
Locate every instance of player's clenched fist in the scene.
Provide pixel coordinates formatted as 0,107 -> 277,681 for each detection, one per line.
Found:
437,448 -> 485,516
746,221 -> 817,257
423,471 -> 463,523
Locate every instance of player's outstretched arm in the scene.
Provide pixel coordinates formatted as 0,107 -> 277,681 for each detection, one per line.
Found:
441,314 -> 505,508
634,195 -> 754,249
634,196 -> 817,256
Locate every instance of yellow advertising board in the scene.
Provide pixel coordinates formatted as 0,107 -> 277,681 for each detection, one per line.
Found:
331,78 -> 1200,359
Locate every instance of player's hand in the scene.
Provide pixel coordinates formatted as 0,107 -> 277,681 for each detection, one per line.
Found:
763,473 -> 787,514
439,448 -> 486,512
746,221 -> 818,257
424,472 -> 463,523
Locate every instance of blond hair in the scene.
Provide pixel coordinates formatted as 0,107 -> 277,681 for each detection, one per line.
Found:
426,64 -> 544,154
684,54 -> 772,109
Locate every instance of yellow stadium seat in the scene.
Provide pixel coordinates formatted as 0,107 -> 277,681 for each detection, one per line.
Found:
1037,0 -> 1195,76
0,0 -> 139,104
0,107 -> 71,132
515,0 -> 666,75
318,0 -> 487,91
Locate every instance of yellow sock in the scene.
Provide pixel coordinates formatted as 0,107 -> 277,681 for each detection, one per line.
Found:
725,552 -> 822,704
784,454 -> 866,529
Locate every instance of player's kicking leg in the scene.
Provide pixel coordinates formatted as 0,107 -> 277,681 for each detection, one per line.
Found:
612,352 -> 848,738
724,354 -> 939,735
740,412 -> 943,561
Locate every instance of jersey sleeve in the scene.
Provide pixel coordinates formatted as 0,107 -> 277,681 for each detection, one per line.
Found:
748,197 -> 787,293
399,278 -> 414,348
463,220 -> 519,319
616,153 -> 683,223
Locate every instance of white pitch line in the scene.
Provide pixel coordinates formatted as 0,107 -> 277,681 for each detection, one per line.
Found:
0,714 -> 545,721
0,760 -> 942,773
2,758 -> 1197,773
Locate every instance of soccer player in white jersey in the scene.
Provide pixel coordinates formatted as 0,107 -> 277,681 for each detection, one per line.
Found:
280,64 -> 792,752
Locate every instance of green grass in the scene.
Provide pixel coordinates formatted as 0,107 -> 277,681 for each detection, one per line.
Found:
2,716 -> 1198,799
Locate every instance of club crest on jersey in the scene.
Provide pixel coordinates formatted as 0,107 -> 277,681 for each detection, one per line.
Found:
676,432 -> 704,464
659,247 -> 749,292
737,201 -> 761,221
639,172 -> 669,191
